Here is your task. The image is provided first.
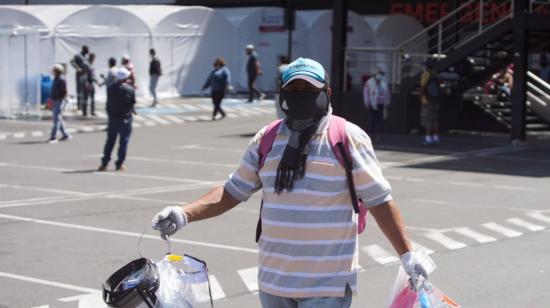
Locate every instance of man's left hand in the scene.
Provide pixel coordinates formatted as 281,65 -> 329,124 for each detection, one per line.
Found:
400,251 -> 435,291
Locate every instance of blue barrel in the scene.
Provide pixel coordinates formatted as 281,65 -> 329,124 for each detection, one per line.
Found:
40,75 -> 52,104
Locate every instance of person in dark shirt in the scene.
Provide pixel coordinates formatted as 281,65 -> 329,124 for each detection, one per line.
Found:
245,44 -> 265,103
149,48 -> 162,107
48,64 -> 71,144
70,45 -> 90,112
202,57 -> 231,120
98,68 -> 136,172
83,52 -> 98,116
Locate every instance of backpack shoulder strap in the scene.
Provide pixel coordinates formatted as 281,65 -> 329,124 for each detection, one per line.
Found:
327,116 -> 361,214
258,119 -> 283,169
327,115 -> 350,168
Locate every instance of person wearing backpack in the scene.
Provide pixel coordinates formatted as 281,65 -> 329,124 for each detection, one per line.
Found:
152,58 -> 433,307
419,59 -> 441,145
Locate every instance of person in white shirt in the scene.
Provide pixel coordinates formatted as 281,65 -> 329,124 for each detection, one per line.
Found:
363,67 -> 390,139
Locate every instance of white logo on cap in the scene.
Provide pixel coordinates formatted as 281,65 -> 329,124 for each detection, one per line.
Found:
281,99 -> 289,110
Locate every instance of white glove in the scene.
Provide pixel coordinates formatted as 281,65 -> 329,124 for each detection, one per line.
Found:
400,251 -> 435,291
152,206 -> 187,240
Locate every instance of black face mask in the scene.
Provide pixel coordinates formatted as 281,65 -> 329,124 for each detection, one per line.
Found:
279,90 -> 329,121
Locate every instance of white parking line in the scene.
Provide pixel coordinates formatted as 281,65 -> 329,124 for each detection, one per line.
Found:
424,232 -> 467,250
506,218 -> 546,232
164,115 -> 184,124
128,156 -> 238,168
453,227 -> 497,243
80,126 -> 95,132
526,212 -> 550,223
208,275 -> 227,300
95,111 -> 107,118
14,132 -> 25,139
0,134 -> 6,140
361,245 -> 399,265
410,241 -> 435,254
182,116 -> 198,121
174,145 -> 243,153
31,131 -> 44,137
163,102 -> 178,108
146,114 -> 171,125
482,222 -> 523,238
0,213 -> 259,254
238,267 -> 259,292
0,271 -> 99,294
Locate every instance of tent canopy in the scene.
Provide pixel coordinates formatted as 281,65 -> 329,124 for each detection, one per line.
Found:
124,5 -> 239,96
219,7 -> 308,92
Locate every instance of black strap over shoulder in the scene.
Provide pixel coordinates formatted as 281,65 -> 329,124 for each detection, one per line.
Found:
336,142 -> 361,214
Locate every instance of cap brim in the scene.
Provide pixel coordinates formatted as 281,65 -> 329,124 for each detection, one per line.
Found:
282,75 -> 325,89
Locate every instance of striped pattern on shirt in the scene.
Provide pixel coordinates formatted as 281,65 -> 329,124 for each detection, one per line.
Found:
224,115 -> 392,298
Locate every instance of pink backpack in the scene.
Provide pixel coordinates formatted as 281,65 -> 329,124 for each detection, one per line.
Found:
255,115 -> 367,242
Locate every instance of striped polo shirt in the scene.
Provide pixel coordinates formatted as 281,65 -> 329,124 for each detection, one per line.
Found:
224,112 -> 392,298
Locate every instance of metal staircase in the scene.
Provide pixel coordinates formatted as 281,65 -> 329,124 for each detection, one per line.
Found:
345,0 -> 550,134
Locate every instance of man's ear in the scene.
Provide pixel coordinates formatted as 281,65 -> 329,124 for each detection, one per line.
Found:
326,87 -> 332,97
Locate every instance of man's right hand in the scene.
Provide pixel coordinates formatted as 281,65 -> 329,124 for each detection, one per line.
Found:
152,206 -> 188,240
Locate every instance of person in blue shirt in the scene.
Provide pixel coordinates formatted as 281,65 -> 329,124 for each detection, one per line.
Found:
202,58 -> 232,120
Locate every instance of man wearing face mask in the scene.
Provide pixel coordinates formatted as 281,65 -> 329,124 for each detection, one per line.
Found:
363,67 -> 390,139
151,58 -> 434,307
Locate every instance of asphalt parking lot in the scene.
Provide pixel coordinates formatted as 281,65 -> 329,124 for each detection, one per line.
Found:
1,98 -> 549,307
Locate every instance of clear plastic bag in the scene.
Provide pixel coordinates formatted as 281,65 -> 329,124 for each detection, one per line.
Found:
387,251 -> 459,308
155,255 -> 213,308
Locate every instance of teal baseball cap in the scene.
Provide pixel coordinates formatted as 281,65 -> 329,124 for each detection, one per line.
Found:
281,57 -> 326,89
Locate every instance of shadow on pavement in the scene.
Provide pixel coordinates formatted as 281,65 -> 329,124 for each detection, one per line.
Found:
375,133 -> 550,178
12,140 -> 49,145
63,169 -> 97,174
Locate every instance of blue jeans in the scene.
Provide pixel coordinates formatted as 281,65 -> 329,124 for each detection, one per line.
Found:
101,116 -> 132,167
50,99 -> 68,140
259,285 -> 352,308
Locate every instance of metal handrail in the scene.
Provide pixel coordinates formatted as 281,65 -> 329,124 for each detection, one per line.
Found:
395,0 -> 477,50
344,0 -> 516,93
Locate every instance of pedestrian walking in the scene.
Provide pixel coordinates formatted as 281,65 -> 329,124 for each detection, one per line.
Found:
48,64 -> 71,144
83,53 -> 98,116
245,44 -> 265,103
363,67 -> 390,139
70,45 -> 90,112
98,68 -> 136,172
149,48 -> 162,107
274,55 -> 290,119
419,59 -> 441,145
152,58 -> 433,307
202,58 -> 231,120
121,55 -> 137,89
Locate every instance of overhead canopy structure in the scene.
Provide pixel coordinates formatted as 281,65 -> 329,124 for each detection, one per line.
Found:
219,7 -> 308,92
129,5 -> 239,97
0,5 -> 86,74
0,27 -> 41,118
52,5 -> 152,100
364,14 -> 428,81
297,10 -> 375,87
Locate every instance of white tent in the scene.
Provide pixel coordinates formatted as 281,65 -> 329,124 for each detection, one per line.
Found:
52,5 -> 152,101
0,27 -> 41,118
218,7 -> 308,92
127,6 -> 239,97
0,6 -> 85,75
365,14 -> 426,51
297,10 -> 375,87
364,14 -> 428,81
